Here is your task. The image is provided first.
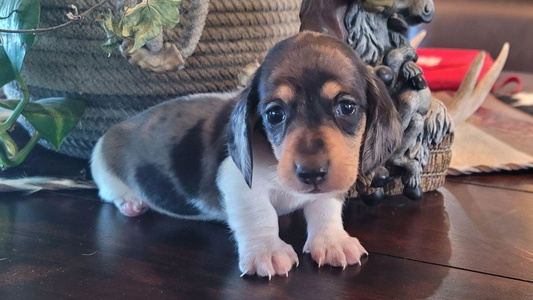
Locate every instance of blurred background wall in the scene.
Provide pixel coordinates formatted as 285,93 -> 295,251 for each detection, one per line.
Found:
412,0 -> 533,72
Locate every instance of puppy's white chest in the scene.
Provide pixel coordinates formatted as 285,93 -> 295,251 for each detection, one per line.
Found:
269,190 -> 311,216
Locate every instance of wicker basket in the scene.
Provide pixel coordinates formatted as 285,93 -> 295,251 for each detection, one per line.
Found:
348,132 -> 454,198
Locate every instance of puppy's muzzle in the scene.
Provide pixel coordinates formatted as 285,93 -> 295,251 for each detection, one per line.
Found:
296,162 -> 329,186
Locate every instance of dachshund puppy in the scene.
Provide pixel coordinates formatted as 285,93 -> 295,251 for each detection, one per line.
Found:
91,31 -> 402,278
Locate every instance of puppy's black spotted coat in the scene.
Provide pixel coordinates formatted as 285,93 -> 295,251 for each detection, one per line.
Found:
170,120 -> 205,197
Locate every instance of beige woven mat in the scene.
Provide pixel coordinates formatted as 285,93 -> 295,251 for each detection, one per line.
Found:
435,91 -> 533,175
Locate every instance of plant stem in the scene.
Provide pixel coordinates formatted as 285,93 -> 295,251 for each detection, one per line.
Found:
0,73 -> 30,132
0,131 -> 19,156
0,10 -> 20,20
0,132 -> 40,169
0,0 -> 109,34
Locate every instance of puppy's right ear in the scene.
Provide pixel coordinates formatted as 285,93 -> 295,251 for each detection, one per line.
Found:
360,70 -> 403,175
227,68 -> 261,188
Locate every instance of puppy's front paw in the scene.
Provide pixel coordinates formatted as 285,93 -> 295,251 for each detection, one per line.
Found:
303,230 -> 368,269
239,238 -> 299,279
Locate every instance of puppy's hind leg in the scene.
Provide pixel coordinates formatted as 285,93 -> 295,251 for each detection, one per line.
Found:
90,139 -> 148,217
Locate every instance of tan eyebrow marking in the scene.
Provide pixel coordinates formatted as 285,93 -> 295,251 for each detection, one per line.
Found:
272,84 -> 295,103
321,81 -> 343,100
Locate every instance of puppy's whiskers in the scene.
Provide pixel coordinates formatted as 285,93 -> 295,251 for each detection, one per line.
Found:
265,173 -> 280,185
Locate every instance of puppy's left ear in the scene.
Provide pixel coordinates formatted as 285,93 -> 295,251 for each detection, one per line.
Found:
360,72 -> 403,175
227,68 -> 261,187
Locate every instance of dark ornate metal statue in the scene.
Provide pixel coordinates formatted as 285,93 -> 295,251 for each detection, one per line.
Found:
346,0 -> 446,202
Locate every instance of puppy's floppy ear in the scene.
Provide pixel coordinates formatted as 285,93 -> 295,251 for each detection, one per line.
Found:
227,68 -> 261,187
360,71 -> 403,175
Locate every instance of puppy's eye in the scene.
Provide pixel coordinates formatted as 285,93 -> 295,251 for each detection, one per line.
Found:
336,100 -> 357,116
266,106 -> 286,125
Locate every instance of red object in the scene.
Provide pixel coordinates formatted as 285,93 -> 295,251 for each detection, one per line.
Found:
492,76 -> 523,94
416,48 -> 494,91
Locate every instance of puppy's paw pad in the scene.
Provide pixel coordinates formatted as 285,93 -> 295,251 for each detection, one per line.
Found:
239,239 -> 299,278
117,197 -> 148,217
304,231 -> 367,268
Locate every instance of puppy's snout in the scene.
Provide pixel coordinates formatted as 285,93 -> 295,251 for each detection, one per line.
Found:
296,163 -> 329,185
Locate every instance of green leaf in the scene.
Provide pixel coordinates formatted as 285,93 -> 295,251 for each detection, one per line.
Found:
0,0 -> 41,74
95,10 -> 124,55
0,97 -> 85,150
121,0 -> 181,53
0,46 -> 16,87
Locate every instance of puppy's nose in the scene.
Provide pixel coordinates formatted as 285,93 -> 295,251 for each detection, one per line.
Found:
296,164 -> 328,185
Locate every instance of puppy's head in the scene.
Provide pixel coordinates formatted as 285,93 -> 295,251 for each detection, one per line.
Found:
229,31 -> 402,194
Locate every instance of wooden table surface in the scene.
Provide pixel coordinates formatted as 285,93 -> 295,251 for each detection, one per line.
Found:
1,172 -> 532,299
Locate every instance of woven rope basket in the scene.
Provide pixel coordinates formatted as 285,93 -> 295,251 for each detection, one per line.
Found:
382,132 -> 453,195
5,0 -> 301,159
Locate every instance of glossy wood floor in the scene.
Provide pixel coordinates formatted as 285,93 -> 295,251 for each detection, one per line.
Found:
1,172 -> 532,299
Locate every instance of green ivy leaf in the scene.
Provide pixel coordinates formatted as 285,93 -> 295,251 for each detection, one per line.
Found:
0,97 -> 86,150
121,0 -> 181,53
0,47 -> 16,87
95,10 -> 123,55
0,0 -> 41,75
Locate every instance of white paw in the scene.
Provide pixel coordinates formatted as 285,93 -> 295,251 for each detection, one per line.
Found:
115,196 -> 148,217
239,237 -> 299,279
303,230 -> 368,269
